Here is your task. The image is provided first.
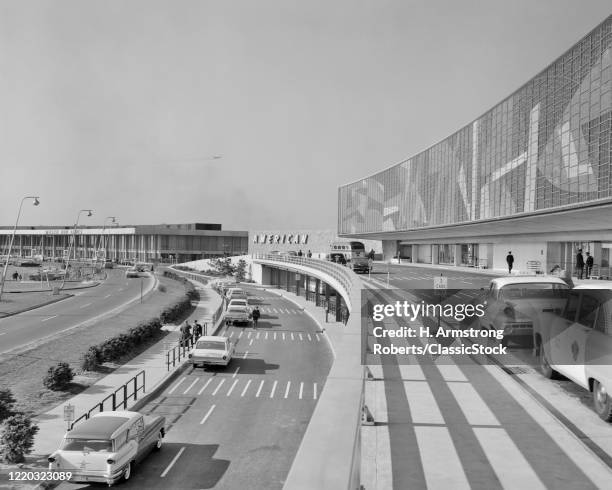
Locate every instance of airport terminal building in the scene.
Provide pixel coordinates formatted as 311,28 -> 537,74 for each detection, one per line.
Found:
338,15 -> 612,276
0,223 -> 248,263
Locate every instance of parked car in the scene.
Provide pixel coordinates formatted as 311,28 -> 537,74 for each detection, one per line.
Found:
535,285 -> 612,421
228,298 -> 252,314
189,336 -> 235,368
479,276 -> 569,347
125,268 -> 140,278
48,411 -> 165,486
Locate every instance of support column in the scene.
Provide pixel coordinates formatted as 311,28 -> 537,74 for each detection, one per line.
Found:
432,245 -> 439,264
453,244 -> 461,267
411,245 -> 417,263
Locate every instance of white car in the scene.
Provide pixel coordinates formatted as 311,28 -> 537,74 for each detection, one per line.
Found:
125,268 -> 139,278
189,336 -> 235,368
479,276 -> 569,346
536,284 -> 612,421
228,298 -> 251,314
224,305 -> 251,325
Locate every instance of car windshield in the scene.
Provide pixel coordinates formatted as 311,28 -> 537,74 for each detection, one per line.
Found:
61,438 -> 113,452
196,341 -> 226,350
500,283 -> 569,299
230,301 -> 247,306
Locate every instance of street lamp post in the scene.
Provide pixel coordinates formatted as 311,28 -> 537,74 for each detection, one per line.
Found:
0,196 -> 40,301
95,216 -> 117,265
61,209 -> 93,289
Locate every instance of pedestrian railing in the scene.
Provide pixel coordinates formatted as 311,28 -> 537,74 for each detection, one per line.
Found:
70,370 -> 145,430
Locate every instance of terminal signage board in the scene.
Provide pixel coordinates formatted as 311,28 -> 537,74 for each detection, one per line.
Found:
252,233 -> 309,245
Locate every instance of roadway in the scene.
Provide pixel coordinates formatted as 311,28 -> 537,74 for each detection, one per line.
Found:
0,269 -> 153,355
58,286 -> 333,490
361,264 -> 612,489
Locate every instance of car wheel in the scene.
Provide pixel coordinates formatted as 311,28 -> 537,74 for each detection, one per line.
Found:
593,380 -> 612,422
538,345 -> 559,379
124,461 -> 133,481
154,430 -> 163,451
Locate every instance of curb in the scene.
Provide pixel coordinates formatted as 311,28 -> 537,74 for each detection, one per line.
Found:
130,361 -> 192,413
0,293 -> 74,319
4,280 -> 101,294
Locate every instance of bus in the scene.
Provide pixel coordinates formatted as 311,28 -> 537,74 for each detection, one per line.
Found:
329,241 -> 371,273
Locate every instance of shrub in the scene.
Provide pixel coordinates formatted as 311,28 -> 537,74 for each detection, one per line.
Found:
157,284 -> 167,293
0,414 -> 39,463
0,389 -> 16,423
43,362 -> 74,391
81,346 -> 101,371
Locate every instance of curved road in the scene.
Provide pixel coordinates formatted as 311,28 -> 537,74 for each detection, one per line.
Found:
0,269 -> 154,355
58,285 -> 333,490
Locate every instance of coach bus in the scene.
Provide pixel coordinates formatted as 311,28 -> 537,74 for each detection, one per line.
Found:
329,241 -> 371,273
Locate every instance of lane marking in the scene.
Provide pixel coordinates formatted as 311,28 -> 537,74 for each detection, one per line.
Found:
314,382 -> 318,399
41,315 -> 58,322
474,427 -> 546,489
199,405 -> 216,425
79,303 -> 91,309
299,382 -> 303,399
104,294 -> 111,298
161,447 -> 185,477
415,426 -> 470,489
299,333 -> 303,341
403,381 -> 444,424
255,380 -> 265,397
291,332 -> 295,341
243,350 -> 249,359
265,332 -> 268,340
249,339 -> 253,346
256,332 -> 260,340
282,333 -> 286,341
226,379 -> 239,396
274,332 -> 277,340
232,367 -> 240,378
270,380 -> 278,398
307,333 -> 312,341
183,378 -> 199,394
248,332 -> 251,339
241,379 -> 252,397
168,377 -> 186,394
284,381 -> 291,399
229,331 -> 234,338
315,334 -> 320,341
212,379 -> 225,396
198,378 -> 213,395
0,333 -> 5,336
447,382 -> 500,426
239,331 -> 243,338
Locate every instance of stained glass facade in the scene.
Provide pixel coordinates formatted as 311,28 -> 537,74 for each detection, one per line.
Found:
338,16 -> 612,236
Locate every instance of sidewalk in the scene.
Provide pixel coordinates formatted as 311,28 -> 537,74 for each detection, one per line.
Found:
31,279 -> 223,457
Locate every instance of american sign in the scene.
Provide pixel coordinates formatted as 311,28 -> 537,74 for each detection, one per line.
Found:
252,234 -> 308,245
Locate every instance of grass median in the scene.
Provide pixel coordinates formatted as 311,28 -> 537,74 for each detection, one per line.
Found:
0,273 -> 193,417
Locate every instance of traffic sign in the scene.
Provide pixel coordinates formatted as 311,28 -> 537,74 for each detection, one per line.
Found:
434,275 -> 448,290
63,404 -> 75,422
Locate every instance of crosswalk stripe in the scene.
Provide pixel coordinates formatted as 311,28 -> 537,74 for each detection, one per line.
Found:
239,331 -> 243,338
447,382 -> 500,426
403,381 -> 444,424
198,378 -> 213,395
256,332 -> 260,340
274,332 -> 277,340
199,405 -> 215,425
212,379 -> 225,396
229,331 -> 234,338
183,378 -> 199,394
282,333 -> 286,340
265,332 -> 268,340
241,379 -> 252,397
226,379 -> 239,396
299,333 -> 303,341
398,363 -> 426,380
249,339 -> 253,346
307,334 -> 312,341
243,350 -> 248,359
291,332 -> 295,341
232,367 -> 240,378
437,362 -> 468,382
299,382 -> 303,399
248,332 -> 252,339
415,426 -> 470,489
315,334 -> 320,341
255,380 -> 264,397
270,380 -> 278,398
314,383 -> 318,400
168,377 -> 186,394
284,381 -> 291,398
474,428 -> 546,490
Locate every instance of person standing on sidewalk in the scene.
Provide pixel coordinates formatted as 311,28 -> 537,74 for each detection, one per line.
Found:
193,321 -> 202,340
506,252 -> 514,274
586,252 -> 594,279
575,249 -> 585,279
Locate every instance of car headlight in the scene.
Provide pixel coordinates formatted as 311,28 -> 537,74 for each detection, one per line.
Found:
188,354 -> 192,358
106,458 -> 115,465
223,355 -> 227,360
503,306 -> 515,319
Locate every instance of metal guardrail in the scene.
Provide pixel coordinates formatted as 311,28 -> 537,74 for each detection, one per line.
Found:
70,370 -> 145,430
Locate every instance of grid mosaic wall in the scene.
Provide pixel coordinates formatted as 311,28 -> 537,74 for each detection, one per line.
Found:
339,16 -> 612,235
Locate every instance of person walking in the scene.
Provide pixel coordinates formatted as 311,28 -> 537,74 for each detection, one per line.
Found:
306,250 -> 312,258
506,252 -> 514,274
297,250 -> 303,257
575,249 -> 585,279
252,306 -> 260,329
180,321 -> 192,347
585,251 -> 594,279
193,321 -> 202,340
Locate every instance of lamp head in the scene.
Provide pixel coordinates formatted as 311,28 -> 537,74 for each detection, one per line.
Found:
87,210 -> 93,217
33,197 -> 40,206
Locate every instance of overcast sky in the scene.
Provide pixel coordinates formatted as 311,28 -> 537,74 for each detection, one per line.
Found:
1,1 -> 610,231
